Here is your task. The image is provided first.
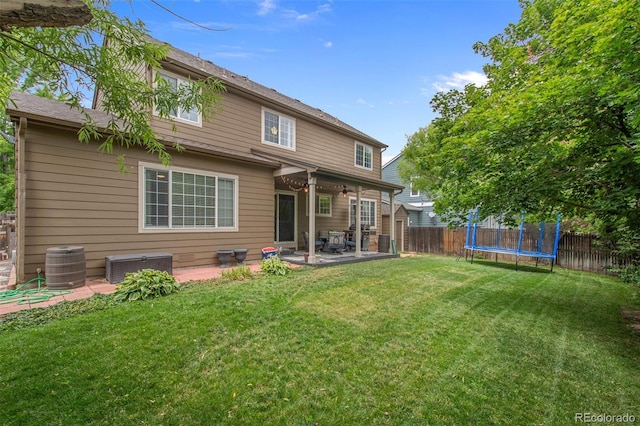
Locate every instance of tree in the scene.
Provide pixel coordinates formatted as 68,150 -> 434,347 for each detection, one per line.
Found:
0,0 -> 92,30
400,0 -> 640,250
0,0 -> 225,169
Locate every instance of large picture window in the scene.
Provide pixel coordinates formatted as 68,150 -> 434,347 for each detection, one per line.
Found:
349,198 -> 377,228
155,71 -> 201,126
355,142 -> 373,170
140,163 -> 237,231
262,108 -> 295,149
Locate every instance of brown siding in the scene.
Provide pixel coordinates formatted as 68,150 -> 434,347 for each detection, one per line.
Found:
296,189 -> 382,251
151,90 -> 383,180
21,123 -> 275,281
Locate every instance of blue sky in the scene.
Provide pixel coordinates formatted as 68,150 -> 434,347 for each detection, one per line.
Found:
112,0 -> 523,164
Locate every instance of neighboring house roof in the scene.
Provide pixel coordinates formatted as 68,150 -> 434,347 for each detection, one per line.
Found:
382,152 -> 403,168
6,91 -> 281,168
381,200 -> 422,216
160,39 -> 387,149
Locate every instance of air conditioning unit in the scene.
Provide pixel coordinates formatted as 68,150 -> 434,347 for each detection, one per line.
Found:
105,252 -> 173,283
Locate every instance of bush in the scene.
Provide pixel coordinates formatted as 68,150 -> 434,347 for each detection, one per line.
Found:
221,265 -> 253,281
615,263 -> 640,286
114,269 -> 180,302
260,256 -> 291,276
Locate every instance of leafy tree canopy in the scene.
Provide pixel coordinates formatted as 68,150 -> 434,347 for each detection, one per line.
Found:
0,0 -> 225,169
401,0 -> 639,248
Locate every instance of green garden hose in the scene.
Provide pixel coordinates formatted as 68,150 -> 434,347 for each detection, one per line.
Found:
0,272 -> 72,305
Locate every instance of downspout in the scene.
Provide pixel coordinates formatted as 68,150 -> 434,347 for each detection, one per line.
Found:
15,117 -> 27,286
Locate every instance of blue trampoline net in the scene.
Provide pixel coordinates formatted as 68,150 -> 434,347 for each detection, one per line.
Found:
463,210 -> 562,270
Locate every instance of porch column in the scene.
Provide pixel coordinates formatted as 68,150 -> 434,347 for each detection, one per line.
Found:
389,191 -> 396,254
308,176 -> 317,263
355,185 -> 362,258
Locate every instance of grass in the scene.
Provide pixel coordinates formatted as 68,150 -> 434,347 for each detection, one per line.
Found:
0,255 -> 639,425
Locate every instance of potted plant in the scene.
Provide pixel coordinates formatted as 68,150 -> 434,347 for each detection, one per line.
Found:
217,250 -> 234,268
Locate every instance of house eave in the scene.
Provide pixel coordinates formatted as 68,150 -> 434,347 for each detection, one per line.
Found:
252,148 -> 404,193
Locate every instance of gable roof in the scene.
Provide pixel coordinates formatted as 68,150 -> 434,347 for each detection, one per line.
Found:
382,152 -> 403,169
159,39 -> 387,149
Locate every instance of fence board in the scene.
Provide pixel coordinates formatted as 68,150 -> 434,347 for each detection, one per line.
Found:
408,227 -> 631,275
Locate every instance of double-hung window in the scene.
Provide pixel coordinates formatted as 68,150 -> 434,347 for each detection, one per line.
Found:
262,108 -> 295,149
355,142 -> 373,170
349,198 -> 377,228
410,180 -> 420,197
306,193 -> 332,217
156,71 -> 201,126
140,163 -> 237,231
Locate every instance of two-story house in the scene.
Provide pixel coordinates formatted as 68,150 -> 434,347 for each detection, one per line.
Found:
382,153 -> 447,227
6,39 -> 403,283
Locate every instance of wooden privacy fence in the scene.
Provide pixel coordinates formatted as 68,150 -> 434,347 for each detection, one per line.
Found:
408,227 -> 631,274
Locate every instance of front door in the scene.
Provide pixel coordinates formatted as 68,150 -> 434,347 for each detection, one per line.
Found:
275,192 -> 297,247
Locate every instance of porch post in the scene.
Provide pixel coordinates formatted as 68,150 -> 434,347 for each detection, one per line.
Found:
308,176 -> 317,263
355,185 -> 362,258
389,191 -> 395,253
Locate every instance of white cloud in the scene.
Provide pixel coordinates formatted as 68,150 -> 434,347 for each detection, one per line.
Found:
282,2 -> 332,22
323,41 -> 333,48
432,71 -> 487,92
356,98 -> 374,108
257,0 -> 276,16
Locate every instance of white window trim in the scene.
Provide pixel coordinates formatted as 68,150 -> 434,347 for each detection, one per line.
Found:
261,107 -> 296,151
349,197 -> 378,229
410,180 -> 420,197
305,193 -> 333,217
138,161 -> 238,233
153,70 -> 202,127
354,141 -> 373,170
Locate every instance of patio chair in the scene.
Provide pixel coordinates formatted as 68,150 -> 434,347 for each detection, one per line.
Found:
302,231 -> 324,252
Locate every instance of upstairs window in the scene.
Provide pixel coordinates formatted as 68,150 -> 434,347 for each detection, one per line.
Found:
263,108 -> 295,149
410,180 -> 420,197
355,142 -> 373,170
156,71 -> 201,126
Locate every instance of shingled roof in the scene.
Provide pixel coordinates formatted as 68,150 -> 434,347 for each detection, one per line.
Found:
160,40 -> 387,149
6,90 -> 282,168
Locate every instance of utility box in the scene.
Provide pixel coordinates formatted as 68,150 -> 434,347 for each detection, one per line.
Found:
105,252 -> 173,283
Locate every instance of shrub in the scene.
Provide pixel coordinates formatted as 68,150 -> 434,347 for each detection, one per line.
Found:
615,263 -> 640,286
221,265 -> 253,281
114,269 -> 180,302
260,256 -> 291,276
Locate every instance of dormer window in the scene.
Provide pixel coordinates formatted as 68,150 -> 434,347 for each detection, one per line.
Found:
155,71 -> 201,126
262,108 -> 295,150
355,142 -> 373,170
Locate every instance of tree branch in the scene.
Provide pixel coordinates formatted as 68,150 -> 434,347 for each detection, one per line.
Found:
0,0 -> 92,31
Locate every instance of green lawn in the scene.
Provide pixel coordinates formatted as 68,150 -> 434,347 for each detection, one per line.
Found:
1,256 -> 639,425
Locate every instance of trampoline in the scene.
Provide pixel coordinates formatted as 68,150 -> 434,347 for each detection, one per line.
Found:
463,210 -> 562,271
